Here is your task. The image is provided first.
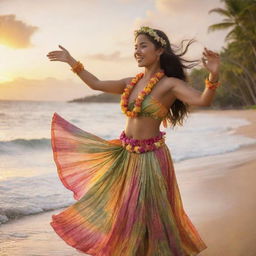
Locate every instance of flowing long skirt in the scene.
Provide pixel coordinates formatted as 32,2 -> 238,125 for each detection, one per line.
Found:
50,112 -> 207,256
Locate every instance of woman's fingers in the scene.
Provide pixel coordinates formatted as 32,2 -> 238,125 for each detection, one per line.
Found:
202,48 -> 220,60
49,58 -> 67,62
204,47 -> 212,54
59,45 -> 68,52
47,50 -> 66,61
204,47 -> 214,55
46,45 -> 71,63
47,53 -> 62,58
204,47 -> 220,57
47,45 -> 69,57
47,50 -> 64,55
48,51 -> 62,55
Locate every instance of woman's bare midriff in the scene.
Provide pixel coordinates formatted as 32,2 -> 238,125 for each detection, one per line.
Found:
124,116 -> 162,140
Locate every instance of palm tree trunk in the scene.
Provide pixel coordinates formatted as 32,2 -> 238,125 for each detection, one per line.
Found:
223,56 -> 256,104
241,73 -> 256,104
232,73 -> 251,105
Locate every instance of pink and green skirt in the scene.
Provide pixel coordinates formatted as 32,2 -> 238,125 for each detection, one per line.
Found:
50,112 -> 207,256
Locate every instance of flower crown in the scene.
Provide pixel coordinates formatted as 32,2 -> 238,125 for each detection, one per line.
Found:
134,26 -> 167,47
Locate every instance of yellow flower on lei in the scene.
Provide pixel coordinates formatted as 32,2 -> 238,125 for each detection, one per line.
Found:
134,146 -> 140,153
126,144 -> 132,151
134,106 -> 141,112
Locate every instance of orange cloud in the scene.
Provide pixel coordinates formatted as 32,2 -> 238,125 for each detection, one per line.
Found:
0,14 -> 38,48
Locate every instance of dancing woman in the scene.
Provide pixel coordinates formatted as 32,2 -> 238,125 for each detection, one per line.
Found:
46,26 -> 220,255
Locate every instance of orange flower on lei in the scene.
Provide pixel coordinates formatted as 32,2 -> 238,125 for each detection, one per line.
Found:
120,71 -> 165,117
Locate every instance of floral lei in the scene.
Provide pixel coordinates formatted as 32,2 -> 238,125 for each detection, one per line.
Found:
120,71 -> 165,117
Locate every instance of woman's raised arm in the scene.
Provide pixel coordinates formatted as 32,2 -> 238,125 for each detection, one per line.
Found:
47,45 -> 132,94
168,76 -> 218,106
168,47 -> 221,107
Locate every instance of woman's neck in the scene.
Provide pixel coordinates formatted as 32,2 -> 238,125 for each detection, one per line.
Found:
143,65 -> 164,80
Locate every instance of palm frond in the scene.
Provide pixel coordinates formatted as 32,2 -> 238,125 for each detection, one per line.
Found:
208,8 -> 232,18
222,18 -> 234,23
225,29 -> 237,42
208,22 -> 235,33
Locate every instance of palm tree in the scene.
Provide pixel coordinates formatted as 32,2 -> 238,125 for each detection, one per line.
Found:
207,0 -> 256,105
208,0 -> 256,57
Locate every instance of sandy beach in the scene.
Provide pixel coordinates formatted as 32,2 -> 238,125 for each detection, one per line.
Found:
0,109 -> 255,256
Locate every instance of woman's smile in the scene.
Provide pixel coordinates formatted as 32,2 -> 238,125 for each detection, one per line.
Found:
136,56 -> 144,62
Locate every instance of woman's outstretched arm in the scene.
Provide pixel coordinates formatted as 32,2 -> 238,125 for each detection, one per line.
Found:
168,47 -> 221,107
47,45 -> 132,94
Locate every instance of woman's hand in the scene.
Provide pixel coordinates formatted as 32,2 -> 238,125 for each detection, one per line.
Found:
201,47 -> 220,76
47,45 -> 77,67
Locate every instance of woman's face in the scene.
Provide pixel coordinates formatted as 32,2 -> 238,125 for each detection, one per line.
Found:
134,34 -> 163,67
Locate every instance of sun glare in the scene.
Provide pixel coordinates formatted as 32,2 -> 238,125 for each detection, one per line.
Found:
0,75 -> 13,84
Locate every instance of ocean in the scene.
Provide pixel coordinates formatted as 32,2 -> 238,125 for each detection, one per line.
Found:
0,99 -> 255,225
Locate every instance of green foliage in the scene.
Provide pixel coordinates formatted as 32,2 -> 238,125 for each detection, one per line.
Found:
188,0 -> 256,108
244,105 -> 256,110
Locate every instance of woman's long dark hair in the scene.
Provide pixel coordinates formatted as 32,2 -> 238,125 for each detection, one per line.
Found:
135,28 -> 200,126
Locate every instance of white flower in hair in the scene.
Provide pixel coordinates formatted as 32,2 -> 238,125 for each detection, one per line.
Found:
134,26 -> 167,47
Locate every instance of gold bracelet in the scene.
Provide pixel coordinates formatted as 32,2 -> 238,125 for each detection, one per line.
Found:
205,77 -> 220,90
71,61 -> 85,74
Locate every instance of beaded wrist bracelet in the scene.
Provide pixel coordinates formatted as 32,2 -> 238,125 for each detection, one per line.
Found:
205,77 -> 221,90
71,61 -> 85,74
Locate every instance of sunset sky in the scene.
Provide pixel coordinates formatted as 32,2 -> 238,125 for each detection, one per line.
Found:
0,0 -> 228,101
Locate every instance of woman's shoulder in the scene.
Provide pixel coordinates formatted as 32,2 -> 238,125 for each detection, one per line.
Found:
163,76 -> 186,89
